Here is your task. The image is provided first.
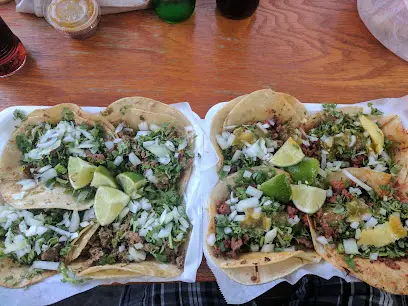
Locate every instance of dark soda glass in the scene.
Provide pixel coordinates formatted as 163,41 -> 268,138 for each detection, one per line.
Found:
0,17 -> 27,78
216,0 -> 259,20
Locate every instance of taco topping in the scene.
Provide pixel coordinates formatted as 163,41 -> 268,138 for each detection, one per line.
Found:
0,205 -> 92,265
216,117 -> 300,178
81,189 -> 189,268
312,181 -> 408,268
304,104 -> 396,174
210,168 -> 313,259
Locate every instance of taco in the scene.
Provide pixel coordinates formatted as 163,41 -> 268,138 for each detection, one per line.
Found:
97,98 -> 195,195
206,166 -> 320,285
211,89 -> 307,178
308,168 -> 408,294
69,185 -> 191,278
0,104 -> 115,210
301,104 -> 404,174
0,204 -> 98,288
64,99 -> 195,279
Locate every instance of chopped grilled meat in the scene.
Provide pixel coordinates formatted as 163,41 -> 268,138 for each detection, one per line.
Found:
231,237 -> 243,252
40,245 -> 61,261
127,232 -> 143,245
216,202 -> 231,215
98,227 -> 113,248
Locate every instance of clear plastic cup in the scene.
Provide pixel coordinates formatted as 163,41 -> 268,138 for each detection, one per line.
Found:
43,0 -> 101,40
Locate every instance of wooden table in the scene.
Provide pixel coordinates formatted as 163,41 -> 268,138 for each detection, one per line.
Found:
1,0 -> 408,282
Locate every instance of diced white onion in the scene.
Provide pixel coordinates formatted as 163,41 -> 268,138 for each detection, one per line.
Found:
261,244 -> 274,253
267,119 -> 275,126
138,121 -> 149,131
158,223 -> 173,238
216,135 -> 229,150
105,140 -> 114,150
370,253 -> 379,261
135,131 -> 151,138
38,165 -> 52,173
80,221 -> 90,228
264,228 -> 277,244
207,233 -> 216,246
47,225 -> 72,237
355,228 -> 361,240
349,135 -> 356,148
350,221 -> 359,229
342,170 -> 372,192
231,150 -> 242,162
69,211 -> 80,232
128,152 -> 141,166
245,186 -> 263,199
144,169 -> 158,184
150,123 -> 160,132
365,217 -> 378,229
236,197 -> 259,212
321,151 -> 327,169
165,141 -> 176,152
361,213 -> 372,221
59,236 -> 68,242
222,165 -> 231,173
256,122 -> 268,134
31,261 -> 60,271
228,211 -> 237,221
343,239 -> 359,254
243,170 -> 252,178
128,247 -> 147,262
349,187 -> 362,195
233,215 -> 245,222
301,139 -> 310,147
317,236 -> 329,245
114,156 -> 123,166
379,208 -> 387,216
114,122 -> 124,134
288,215 -> 300,226
113,138 -> 123,144
224,227 -> 232,234
118,245 -> 125,253
178,139 -> 188,151
40,168 -> 58,183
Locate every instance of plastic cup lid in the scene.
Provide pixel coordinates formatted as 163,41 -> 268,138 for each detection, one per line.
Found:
44,0 -> 100,33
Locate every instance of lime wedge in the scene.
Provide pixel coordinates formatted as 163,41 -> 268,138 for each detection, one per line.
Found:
291,184 -> 326,214
94,186 -> 130,226
286,157 -> 320,185
269,137 -> 305,167
68,157 -> 97,190
116,172 -> 147,198
90,166 -> 117,188
259,173 -> 292,203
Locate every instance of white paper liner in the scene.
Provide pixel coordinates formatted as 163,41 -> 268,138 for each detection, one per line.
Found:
0,103 -> 203,306
201,95 -> 408,304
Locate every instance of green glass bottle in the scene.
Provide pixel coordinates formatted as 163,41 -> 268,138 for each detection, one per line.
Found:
153,0 -> 196,23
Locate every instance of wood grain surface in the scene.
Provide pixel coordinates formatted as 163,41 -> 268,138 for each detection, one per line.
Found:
1,0 -> 408,282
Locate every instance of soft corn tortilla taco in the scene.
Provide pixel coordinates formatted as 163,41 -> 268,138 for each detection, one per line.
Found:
206,166 -> 320,285
211,90 -> 307,175
0,105 -> 115,210
68,220 -> 190,279
100,96 -> 192,128
301,104 -> 408,201
308,168 -> 408,295
0,204 -> 99,288
99,100 -> 194,195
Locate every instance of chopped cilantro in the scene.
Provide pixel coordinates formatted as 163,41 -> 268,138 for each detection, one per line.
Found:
13,109 -> 27,121
62,108 -> 75,121
344,255 -> 357,272
368,102 -> 383,115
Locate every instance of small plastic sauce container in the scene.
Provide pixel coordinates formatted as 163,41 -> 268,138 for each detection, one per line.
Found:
44,0 -> 101,39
